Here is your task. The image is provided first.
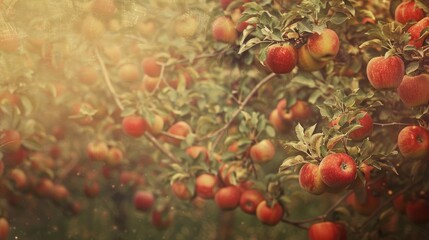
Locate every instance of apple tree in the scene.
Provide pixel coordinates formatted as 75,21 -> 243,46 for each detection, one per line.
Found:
0,0 -> 429,239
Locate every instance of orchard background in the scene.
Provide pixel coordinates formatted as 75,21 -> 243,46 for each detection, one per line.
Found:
0,0 -> 429,239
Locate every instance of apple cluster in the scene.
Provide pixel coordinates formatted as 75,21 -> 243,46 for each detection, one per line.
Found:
299,153 -> 357,195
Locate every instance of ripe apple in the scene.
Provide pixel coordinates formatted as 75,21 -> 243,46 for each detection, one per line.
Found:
141,57 -> 161,78
134,190 -> 155,212
407,17 -> 429,48
8,168 -> 27,190
397,126 -> 429,159
195,173 -> 218,199
215,186 -> 241,210
3,147 -> 27,167
250,139 -> 276,163
147,114 -> 164,135
366,56 -> 405,89
122,115 -> 148,138
152,207 -> 174,230
51,184 -> 70,202
256,201 -> 284,226
87,141 -> 109,161
92,0 -> 117,18
395,0 -> 425,24
106,147 -> 123,166
80,15 -> 106,41
211,16 -> 238,44
397,74 -> 429,107
171,181 -> 192,200
346,189 -> 380,216
290,100 -> 312,121
319,153 -> 357,189
175,14 -> 199,38
349,111 -> 374,140
34,178 -> 54,198
264,43 -> 297,74
393,194 -> 406,213
406,198 -> 429,224
297,44 -> 329,72
186,146 -> 209,163
0,130 -> 22,153
142,76 -> 163,92
84,181 -> 100,198
164,121 -> 192,146
306,28 -> 340,61
118,64 -> 140,82
240,189 -> 264,214
78,66 -> 99,85
220,0 -> 233,9
0,218 -> 9,240
308,221 -> 347,240
269,109 -> 289,133
299,163 -> 327,195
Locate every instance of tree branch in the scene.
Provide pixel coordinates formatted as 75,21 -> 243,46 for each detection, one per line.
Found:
144,132 -> 181,164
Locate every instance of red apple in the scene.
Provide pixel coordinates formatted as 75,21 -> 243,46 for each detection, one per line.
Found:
8,168 -> 27,190
84,181 -> 100,198
397,126 -> 429,159
297,44 -> 329,72
240,189 -> 264,214
0,218 -> 9,240
92,0 -> 117,18
51,184 -> 70,202
366,56 -> 405,89
406,198 -> 429,224
299,163 -> 327,195
152,207 -> 174,230
215,185 -> 241,210
250,139 -> 276,163
308,221 -> 347,240
407,17 -> 429,48
349,111 -> 374,140
269,109 -> 289,133
319,153 -> 357,189
395,0 -> 425,24
306,28 -> 340,61
393,194 -> 406,213
171,181 -> 192,200
195,173 -> 218,199
106,147 -> 123,166
397,74 -> 429,107
142,57 -> 161,78
3,147 -> 27,167
122,115 -> 148,138
256,201 -> 284,226
212,16 -> 237,44
186,146 -> 209,163
264,43 -> 298,74
164,121 -> 192,146
0,129 -> 22,153
133,190 -> 155,212
34,178 -> 54,198
346,189 -> 381,216
87,141 -> 109,161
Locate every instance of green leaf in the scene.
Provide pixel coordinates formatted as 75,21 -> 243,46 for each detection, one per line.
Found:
295,123 -> 305,142
278,155 -> 307,173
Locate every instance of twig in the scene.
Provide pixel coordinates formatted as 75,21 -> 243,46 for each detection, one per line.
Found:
144,132 -> 181,164
357,178 -> 423,231
373,122 -> 410,127
94,47 -> 124,111
199,73 -> 277,142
